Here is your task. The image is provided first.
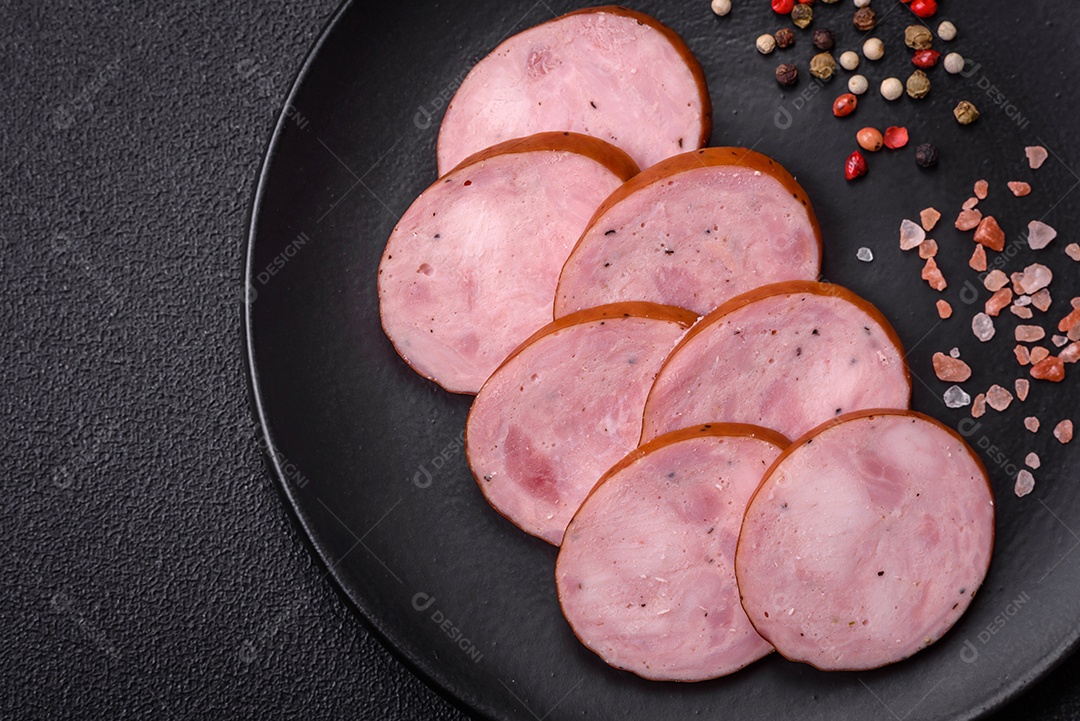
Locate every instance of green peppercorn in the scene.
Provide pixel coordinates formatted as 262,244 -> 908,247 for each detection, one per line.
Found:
904,25 -> 933,50
810,52 -> 837,80
791,4 -> 813,29
906,70 -> 930,99
954,100 -> 980,125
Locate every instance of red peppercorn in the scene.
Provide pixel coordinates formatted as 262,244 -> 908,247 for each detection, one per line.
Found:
910,0 -> 937,18
883,126 -> 909,149
772,0 -> 795,13
833,94 -> 858,117
912,49 -> 942,69
845,151 -> 868,181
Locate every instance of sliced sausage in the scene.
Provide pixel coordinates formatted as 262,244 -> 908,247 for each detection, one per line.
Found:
735,410 -> 995,671
556,148 -> 822,317
641,281 -> 911,442
467,302 -> 697,545
557,424 -> 788,681
379,133 -> 638,394
437,6 -> 711,175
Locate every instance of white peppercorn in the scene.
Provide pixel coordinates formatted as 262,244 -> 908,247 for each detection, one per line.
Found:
937,20 -> 957,41
711,0 -> 732,16
880,77 -> 903,101
944,52 -> 965,74
756,33 -> 776,54
848,74 -> 869,95
839,51 -> 860,71
854,0 -> 871,7
863,38 -> 885,61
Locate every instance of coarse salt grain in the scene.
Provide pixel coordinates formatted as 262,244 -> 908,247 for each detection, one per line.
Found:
962,197 -> 979,211
1011,305 -> 1034,319
974,180 -> 988,200
1026,452 -> 1040,469
1020,263 -> 1053,294
1008,181 -> 1032,197
1063,342 -> 1080,363
1024,416 -> 1040,432
986,384 -> 1013,411
921,258 -> 946,291
943,385 -> 971,408
972,393 -> 986,418
1014,345 -> 1031,365
1032,289 -> 1052,312
969,245 -> 987,271
955,209 -> 982,231
856,247 -> 874,262
899,219 -> 925,250
1053,334 -> 1069,347
974,216 -> 1005,251
1030,356 -> 1065,382
1015,325 -> 1046,342
972,313 -> 995,341
1015,378 -> 1030,401
1058,307 -> 1080,333
983,269 -> 1008,292
937,299 -> 953,319
1026,146 -> 1049,170
1055,419 -> 1074,443
1027,220 -> 1058,250
918,239 -> 938,259
1067,243 -> 1080,262
920,207 -> 941,232
1015,470 -> 1035,497
1030,347 -> 1050,365
949,347 -> 960,358
1015,294 -> 1032,307
933,353 -> 972,382
985,289 -> 1012,317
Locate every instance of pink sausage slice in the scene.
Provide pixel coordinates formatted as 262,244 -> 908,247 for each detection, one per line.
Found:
641,281 -> 911,442
437,6 -> 711,175
557,424 -> 788,681
736,410 -> 995,671
379,133 -> 638,394
467,302 -> 697,545
556,148 -> 822,317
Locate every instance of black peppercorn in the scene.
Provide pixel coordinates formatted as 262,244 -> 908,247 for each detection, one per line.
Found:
813,29 -> 835,51
776,63 -> 799,86
774,28 -> 796,48
915,143 -> 939,168
853,7 -> 876,31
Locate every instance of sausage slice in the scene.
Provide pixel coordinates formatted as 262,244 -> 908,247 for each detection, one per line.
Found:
557,424 -> 788,681
556,148 -> 822,317
642,281 -> 911,442
437,6 -> 711,175
735,410 -> 995,671
467,302 -> 697,545
379,133 -> 638,394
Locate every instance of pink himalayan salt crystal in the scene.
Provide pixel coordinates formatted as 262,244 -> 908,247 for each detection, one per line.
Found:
922,258 -> 947,291
932,353 -> 972,382
1055,420 -> 1074,444
974,180 -> 989,200
986,384 -> 1014,411
1027,220 -> 1057,250
963,196 -> 980,211
1067,243 -> 1080,261
972,312 -> 995,341
986,289 -> 1013,317
1026,145 -> 1049,169
1030,346 -> 1051,365
1015,325 -> 1046,342
983,269 -> 1009,291
1030,356 -> 1065,381
1015,295 -> 1032,307
1026,452 -> 1041,469
1071,326 -> 1080,342
971,393 -> 987,418
1053,334 -> 1069,347
969,245 -> 988,271
918,239 -> 939,259
1014,345 -> 1031,365
1024,416 -> 1041,432
1010,305 -> 1034,319
974,216 -> 1006,251
950,347 -> 961,358
1059,307 -> 1080,333
1019,263 -> 1053,294
900,219 -> 925,250
1015,470 -> 1035,498
1032,289 -> 1052,312
921,207 -> 941,232
1008,181 -> 1032,197
1015,378 -> 1030,401
1062,342 -> 1080,363
937,299 -> 953,319
955,209 -> 982,231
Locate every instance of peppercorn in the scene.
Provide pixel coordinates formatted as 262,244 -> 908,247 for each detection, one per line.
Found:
711,0 -> 733,16
776,63 -> 799,86
944,52 -> 965,74
857,127 -> 883,152
880,77 -> 903,101
809,52 -> 836,80
915,143 -> 939,168
848,74 -> 869,95
839,51 -> 859,70
833,93 -> 858,117
813,29 -> 835,51
904,25 -> 933,50
756,34 -> 777,54
853,7 -> 876,31
791,3 -> 813,28
954,100 -> 980,125
912,49 -> 941,69
862,38 -> 884,61
906,70 -> 930,99
774,28 -> 796,48
845,151 -> 868,181
937,21 -> 957,42
910,0 -> 937,18
772,0 -> 796,14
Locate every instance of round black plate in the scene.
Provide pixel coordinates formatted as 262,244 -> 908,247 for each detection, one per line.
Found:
246,2 -> 1080,719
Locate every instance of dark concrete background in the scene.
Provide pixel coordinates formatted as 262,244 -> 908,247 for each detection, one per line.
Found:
1,1 -> 1077,719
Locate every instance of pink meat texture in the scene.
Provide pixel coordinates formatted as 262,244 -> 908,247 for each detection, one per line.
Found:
642,282 -> 911,442
378,136 -> 632,394
466,306 -> 692,545
557,426 -> 785,680
437,7 -> 710,175
736,411 -> 995,671
557,151 -> 820,317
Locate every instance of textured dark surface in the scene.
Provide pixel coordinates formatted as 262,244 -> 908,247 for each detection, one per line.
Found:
3,1 -> 1080,720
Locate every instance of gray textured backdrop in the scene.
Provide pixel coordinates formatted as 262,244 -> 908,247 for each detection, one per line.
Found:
0,1 -> 1077,719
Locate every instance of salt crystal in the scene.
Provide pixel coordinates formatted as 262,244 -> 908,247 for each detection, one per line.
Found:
1066,243 -> 1080,262
1015,295 -> 1032,307
974,216 -> 1006,251
1015,378 -> 1030,401
986,384 -> 1013,411
1026,452 -> 1041,469
1015,470 -> 1035,497
943,385 -> 971,408
857,247 -> 874,262
949,347 -> 961,358
921,258 -> 947,291
937,300 -> 953,319
1026,145 -> 1049,170
974,180 -> 988,200
1020,263 -> 1053,294
985,289 -> 1013,317
1008,181 -> 1032,197
918,239 -> 939,259
1053,334 -> 1069,347
1030,346 -> 1050,365
1014,345 -> 1031,365
969,245 -> 987,272
1015,325 -> 1046,343
1054,419 -> 1074,444
1031,289 -> 1052,312
1027,220 -> 1057,250
955,209 -> 982,231
972,393 -> 987,418
1061,342 -> 1080,364
962,196 -> 980,211
1010,305 -> 1034,319
972,313 -> 995,341
920,207 -> 941,232
983,269 -> 1008,291
933,353 -> 973,382
1024,416 -> 1040,432
900,220 -> 925,250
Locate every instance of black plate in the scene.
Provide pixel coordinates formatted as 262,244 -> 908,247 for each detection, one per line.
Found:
245,2 -> 1080,719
